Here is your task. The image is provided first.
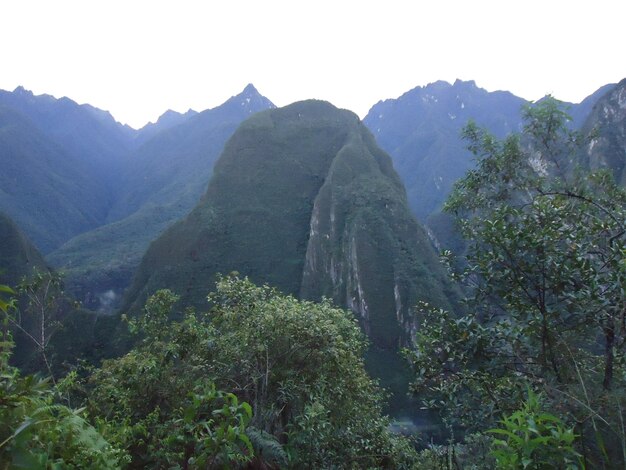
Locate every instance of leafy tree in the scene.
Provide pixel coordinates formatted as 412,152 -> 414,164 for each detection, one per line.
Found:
2,268 -> 68,378
205,275 -> 417,468
86,289 -> 254,469
87,276 -> 417,469
0,281 -> 126,469
406,97 -> 626,467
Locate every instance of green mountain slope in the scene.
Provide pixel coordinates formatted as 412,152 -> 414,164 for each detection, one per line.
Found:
123,100 -> 458,411
0,211 -> 116,372
47,85 -> 274,311
0,107 -> 113,253
0,86 -> 134,190
0,86 -> 140,253
0,212 -> 47,286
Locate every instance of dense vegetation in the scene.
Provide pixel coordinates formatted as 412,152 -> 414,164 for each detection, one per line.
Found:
2,275 -> 417,468
406,97 -> 626,468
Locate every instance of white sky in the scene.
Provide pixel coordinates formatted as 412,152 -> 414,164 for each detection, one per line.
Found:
1,0 -> 624,129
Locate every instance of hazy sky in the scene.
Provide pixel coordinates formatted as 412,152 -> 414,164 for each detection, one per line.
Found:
1,0 -> 624,129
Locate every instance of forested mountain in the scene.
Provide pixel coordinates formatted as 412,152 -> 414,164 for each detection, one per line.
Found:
364,80 -> 615,223
566,83 -> 616,129
2,78 -> 625,467
124,100 -> 459,405
47,84 -> 274,311
0,212 -> 47,287
108,84 -> 274,223
363,80 -> 526,221
0,106 -> 114,252
0,86 -> 134,186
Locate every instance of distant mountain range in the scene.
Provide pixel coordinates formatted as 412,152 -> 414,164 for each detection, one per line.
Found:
363,79 -> 616,223
47,85 -> 274,310
580,78 -> 626,184
0,79 -> 620,316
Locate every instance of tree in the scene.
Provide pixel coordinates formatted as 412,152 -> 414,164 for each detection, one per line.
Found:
87,275 -> 417,469
0,280 -> 126,469
3,268 -> 67,378
406,97 -> 626,467
86,289 -> 254,469
204,274 -> 416,468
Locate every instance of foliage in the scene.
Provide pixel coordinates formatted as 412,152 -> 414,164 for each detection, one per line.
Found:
0,282 -> 126,469
489,390 -> 582,469
413,433 -> 494,470
0,284 -> 15,314
205,274 -> 418,469
406,97 -> 626,467
405,302 -> 529,429
87,276 -> 418,468
3,268 -> 88,378
246,426 -> 288,468
87,289 -> 253,468
121,101 -> 458,416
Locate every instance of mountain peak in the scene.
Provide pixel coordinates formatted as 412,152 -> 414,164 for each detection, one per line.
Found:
453,79 -> 477,88
225,83 -> 275,112
13,85 -> 31,95
241,83 -> 259,95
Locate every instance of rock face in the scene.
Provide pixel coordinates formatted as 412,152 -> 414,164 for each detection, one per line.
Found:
124,100 -> 458,405
580,79 -> 626,184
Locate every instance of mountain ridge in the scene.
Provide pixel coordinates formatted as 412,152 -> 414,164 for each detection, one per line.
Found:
48,84 -> 275,311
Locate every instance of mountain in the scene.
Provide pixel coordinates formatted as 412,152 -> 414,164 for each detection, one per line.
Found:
123,100 -> 459,410
567,83 -> 616,129
0,106 -> 115,253
0,211 -> 115,373
47,84 -> 275,311
579,79 -> 626,184
363,80 -> 614,224
0,86 -> 138,253
134,108 -> 198,146
0,86 -> 134,187
364,80 -> 527,222
107,84 -> 274,223
0,212 -> 47,287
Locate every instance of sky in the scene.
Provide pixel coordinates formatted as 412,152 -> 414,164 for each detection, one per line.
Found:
1,0 -> 624,129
